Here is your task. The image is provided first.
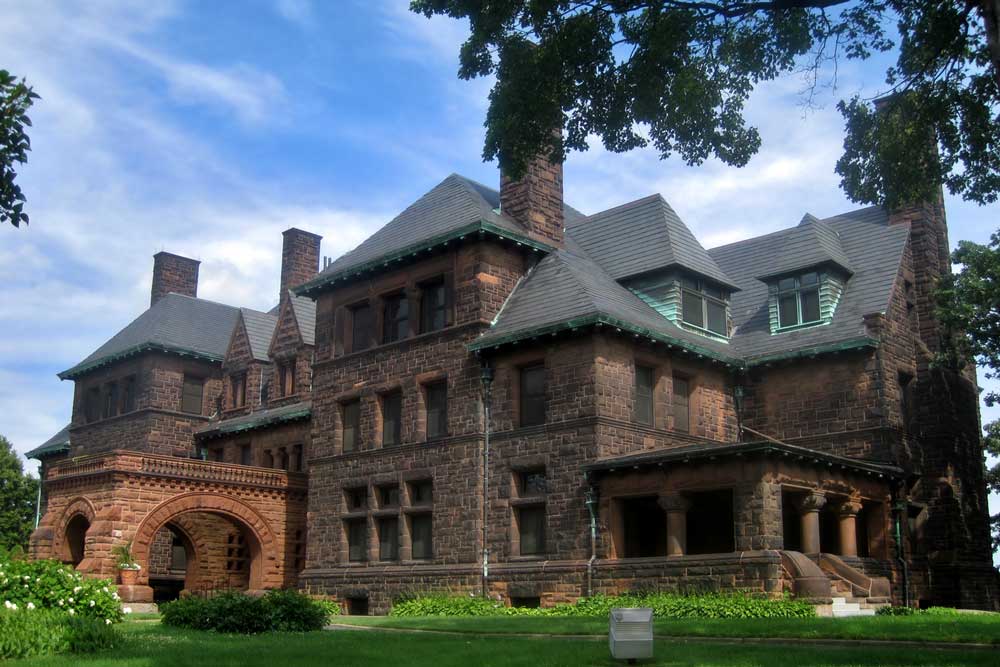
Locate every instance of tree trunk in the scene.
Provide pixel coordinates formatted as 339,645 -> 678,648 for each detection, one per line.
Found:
982,0 -> 1000,91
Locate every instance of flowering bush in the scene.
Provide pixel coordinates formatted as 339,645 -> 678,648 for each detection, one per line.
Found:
0,557 -> 124,623
389,592 -> 816,619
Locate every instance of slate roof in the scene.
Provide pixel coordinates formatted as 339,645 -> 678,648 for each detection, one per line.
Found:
241,308 -> 278,362
60,294 -> 242,379
566,194 -> 738,289
709,206 -> 908,361
753,215 -> 853,280
296,174 -> 585,295
25,423 -> 71,459
196,401 -> 312,440
470,242 -> 734,360
289,293 -> 316,346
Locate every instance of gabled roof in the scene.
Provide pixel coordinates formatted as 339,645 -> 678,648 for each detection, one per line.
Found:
567,194 -> 738,290
470,243 -> 735,361
753,215 -> 853,281
289,293 -> 316,346
25,423 -> 71,459
240,308 -> 278,362
60,293 -> 241,379
296,174 -> 585,296
710,206 -> 907,361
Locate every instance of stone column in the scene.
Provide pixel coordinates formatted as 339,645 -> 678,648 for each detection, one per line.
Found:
837,501 -> 863,557
658,495 -> 690,557
796,492 -> 826,554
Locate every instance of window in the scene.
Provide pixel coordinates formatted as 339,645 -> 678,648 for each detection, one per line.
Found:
379,485 -> 400,508
382,391 -> 402,447
345,487 -> 367,511
209,446 -> 224,462
291,444 -> 303,472
263,449 -> 274,468
102,382 -> 119,420
346,520 -> 367,562
342,400 -> 360,452
899,372 -> 916,432
170,534 -> 187,571
519,364 -> 546,427
382,292 -> 409,343
622,496 -> 667,558
673,376 -> 690,433
680,277 -> 729,336
121,375 -> 137,413
276,360 -> 296,397
181,376 -> 204,414
635,365 -> 654,426
85,387 -> 101,423
420,277 -> 447,333
378,517 -> 399,561
226,532 -> 249,572
519,470 -> 547,497
518,505 -> 546,556
231,373 -> 246,408
777,272 -> 821,328
425,382 -> 447,439
409,479 -> 433,505
239,444 -> 252,466
410,514 -> 433,560
351,302 -> 373,352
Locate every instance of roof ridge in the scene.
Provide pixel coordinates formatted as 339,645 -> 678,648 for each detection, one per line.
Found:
161,292 -> 240,311
568,193 -> 663,227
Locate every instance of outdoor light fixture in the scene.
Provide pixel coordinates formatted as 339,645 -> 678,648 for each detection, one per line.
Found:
609,607 -> 653,662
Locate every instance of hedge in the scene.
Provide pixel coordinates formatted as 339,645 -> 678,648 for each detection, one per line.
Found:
161,589 -> 338,633
390,593 -> 816,619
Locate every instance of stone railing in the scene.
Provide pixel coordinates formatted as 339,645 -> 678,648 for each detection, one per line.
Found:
47,450 -> 307,491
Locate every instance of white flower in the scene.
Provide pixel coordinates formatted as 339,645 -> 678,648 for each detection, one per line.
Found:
112,593 -> 120,600
68,608 -> 75,616
89,600 -> 96,607
68,597 -> 74,603
73,586 -> 82,593
58,599 -> 64,606
105,619 -> 112,625
123,607 -> 132,614
3,600 -> 13,609
22,575 -> 29,581
102,587 -> 109,593
26,602 -> 35,610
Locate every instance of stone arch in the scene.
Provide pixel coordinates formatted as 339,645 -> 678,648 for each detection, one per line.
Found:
54,497 -> 97,566
131,493 -> 276,591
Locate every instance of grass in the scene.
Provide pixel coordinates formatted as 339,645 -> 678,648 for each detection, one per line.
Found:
332,613 -> 1000,645
9,618 -> 997,667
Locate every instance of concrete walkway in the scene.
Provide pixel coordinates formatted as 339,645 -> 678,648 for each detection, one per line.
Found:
326,622 -> 998,651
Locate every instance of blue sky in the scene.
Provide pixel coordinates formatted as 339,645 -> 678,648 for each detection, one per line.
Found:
1,1 -> 997,542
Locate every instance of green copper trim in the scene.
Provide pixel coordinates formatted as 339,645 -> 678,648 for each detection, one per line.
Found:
197,405 -> 312,439
59,343 -> 224,380
25,441 -> 70,460
294,220 -> 554,298
743,337 -> 878,367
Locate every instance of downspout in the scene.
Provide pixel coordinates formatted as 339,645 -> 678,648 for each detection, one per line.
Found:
891,483 -> 910,607
479,359 -> 494,597
34,469 -> 42,529
584,479 -> 599,598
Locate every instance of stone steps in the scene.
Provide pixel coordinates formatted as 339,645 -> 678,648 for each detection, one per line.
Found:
830,596 -> 876,617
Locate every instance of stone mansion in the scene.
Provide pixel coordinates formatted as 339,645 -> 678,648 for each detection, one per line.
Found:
27,153 -> 998,612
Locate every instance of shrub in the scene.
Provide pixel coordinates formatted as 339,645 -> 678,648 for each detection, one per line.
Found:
922,606 -> 961,616
0,609 -> 119,659
876,605 -> 917,616
0,557 -> 123,623
161,589 -> 335,634
389,592 -> 815,619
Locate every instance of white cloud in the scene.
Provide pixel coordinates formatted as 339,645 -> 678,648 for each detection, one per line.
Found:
275,0 -> 315,28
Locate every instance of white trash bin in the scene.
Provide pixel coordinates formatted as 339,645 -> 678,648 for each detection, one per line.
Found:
609,607 -> 654,662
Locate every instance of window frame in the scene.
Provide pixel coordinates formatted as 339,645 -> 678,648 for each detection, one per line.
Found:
680,277 -> 729,337
378,516 -> 399,561
180,375 -> 204,415
341,399 -> 361,453
419,276 -> 447,334
424,381 -> 448,440
776,272 -> 822,329
231,372 -> 247,409
517,504 -> 547,556
350,301 -> 373,353
518,363 -> 546,427
672,375 -> 691,433
102,381 -> 119,420
381,291 -> 409,344
121,375 -> 137,413
634,365 -> 655,426
346,519 -> 367,563
381,390 -> 402,447
409,513 -> 433,560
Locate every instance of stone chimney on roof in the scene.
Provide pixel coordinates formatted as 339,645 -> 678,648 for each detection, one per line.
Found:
280,228 -> 322,299
500,154 -> 564,247
151,252 -> 199,307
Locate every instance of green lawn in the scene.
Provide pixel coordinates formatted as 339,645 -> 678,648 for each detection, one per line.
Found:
333,613 -> 1000,645
11,619 -> 998,667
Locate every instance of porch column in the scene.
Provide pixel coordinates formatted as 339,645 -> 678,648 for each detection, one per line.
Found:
837,501 -> 863,557
796,492 -> 826,554
658,495 -> 690,557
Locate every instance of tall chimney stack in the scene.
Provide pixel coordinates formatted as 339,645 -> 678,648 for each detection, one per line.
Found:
150,252 -> 200,307
280,228 -> 322,299
500,154 -> 565,246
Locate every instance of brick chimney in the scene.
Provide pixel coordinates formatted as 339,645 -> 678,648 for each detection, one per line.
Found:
150,252 -> 200,307
500,154 -> 565,246
280,228 -> 322,298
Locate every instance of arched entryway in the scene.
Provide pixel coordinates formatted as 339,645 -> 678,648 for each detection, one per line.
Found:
131,493 -> 277,594
64,514 -> 90,567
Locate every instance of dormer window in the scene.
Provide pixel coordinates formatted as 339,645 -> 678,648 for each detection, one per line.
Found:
777,273 -> 821,328
680,277 -> 728,337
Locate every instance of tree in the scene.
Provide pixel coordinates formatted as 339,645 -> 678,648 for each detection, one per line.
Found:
1,69 -> 38,229
936,230 -> 1000,552
0,435 -> 38,553
411,1 -> 1000,207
